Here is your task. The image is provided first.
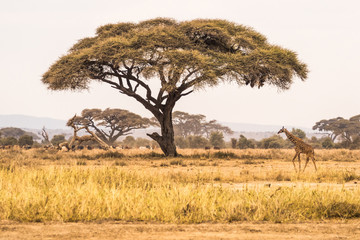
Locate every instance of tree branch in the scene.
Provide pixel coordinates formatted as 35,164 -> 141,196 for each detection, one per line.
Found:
179,90 -> 194,97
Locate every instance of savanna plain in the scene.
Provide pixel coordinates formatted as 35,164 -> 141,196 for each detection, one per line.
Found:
1,148 -> 360,239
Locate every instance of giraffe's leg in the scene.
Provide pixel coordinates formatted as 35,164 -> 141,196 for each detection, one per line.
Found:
312,157 -> 317,171
303,156 -> 310,172
292,153 -> 299,172
298,153 -> 301,173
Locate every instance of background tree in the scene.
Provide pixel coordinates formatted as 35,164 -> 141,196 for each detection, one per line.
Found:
18,135 -> 34,147
291,128 -> 306,139
187,135 -> 209,149
67,115 -> 110,150
41,127 -> 54,147
321,137 -> 335,149
121,136 -> 136,148
209,131 -> 225,149
313,117 -> 348,142
51,135 -> 66,146
172,111 -> 204,137
202,120 -> 233,139
313,115 -> 360,147
174,136 -> 189,149
237,135 -> 256,149
76,108 -> 153,146
133,138 -> 152,148
173,111 -> 233,138
42,18 -> 308,156
231,138 -> 237,149
307,136 -> 323,149
258,135 -> 286,149
0,137 -> 18,146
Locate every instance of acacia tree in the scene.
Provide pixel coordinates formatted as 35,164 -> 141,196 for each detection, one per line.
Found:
313,117 -> 346,141
42,18 -> 308,156
77,108 -> 153,145
313,115 -> 360,146
172,111 -> 204,137
173,111 -> 233,138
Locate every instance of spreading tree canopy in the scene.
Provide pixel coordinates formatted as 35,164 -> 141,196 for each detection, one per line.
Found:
74,108 -> 153,145
173,111 -> 233,138
42,18 -> 308,156
313,115 -> 360,146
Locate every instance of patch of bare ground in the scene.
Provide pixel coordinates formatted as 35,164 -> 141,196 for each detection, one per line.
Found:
1,221 -> 360,240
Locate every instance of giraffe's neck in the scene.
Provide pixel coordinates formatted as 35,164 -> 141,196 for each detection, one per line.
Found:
284,129 -> 300,145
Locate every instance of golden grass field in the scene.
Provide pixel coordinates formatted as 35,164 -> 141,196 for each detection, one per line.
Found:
1,148 -> 360,239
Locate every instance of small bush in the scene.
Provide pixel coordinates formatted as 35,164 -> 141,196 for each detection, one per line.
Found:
96,151 -> 125,159
243,159 -> 256,165
76,160 -> 87,166
76,154 -> 96,160
213,176 -> 221,181
212,151 -> 240,159
134,151 -> 164,159
342,170 -> 359,182
114,160 -> 127,166
170,159 -> 183,165
275,172 -> 291,181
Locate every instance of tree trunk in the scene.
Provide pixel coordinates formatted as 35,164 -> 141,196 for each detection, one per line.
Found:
147,105 -> 178,157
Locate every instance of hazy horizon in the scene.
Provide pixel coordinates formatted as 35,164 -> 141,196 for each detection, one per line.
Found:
1,0 -> 359,129
0,113 -> 316,132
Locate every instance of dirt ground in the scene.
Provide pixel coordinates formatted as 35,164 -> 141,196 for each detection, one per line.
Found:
1,221 -> 360,240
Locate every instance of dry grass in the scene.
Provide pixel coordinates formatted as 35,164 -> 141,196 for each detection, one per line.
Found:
0,148 -> 360,223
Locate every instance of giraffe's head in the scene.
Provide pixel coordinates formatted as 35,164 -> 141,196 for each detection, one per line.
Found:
277,126 -> 286,134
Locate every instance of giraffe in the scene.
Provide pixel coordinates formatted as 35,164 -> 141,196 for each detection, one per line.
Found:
277,126 -> 317,172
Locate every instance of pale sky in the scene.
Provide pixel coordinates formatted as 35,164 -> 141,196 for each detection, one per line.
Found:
0,0 -> 359,129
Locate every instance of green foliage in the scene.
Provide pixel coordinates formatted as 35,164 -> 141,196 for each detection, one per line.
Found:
119,136 -> 154,149
187,135 -> 209,149
209,131 -> 225,148
322,137 -> 335,149
307,136 -> 323,149
212,151 -> 239,159
96,151 -> 125,159
291,128 -> 306,139
350,136 -> 360,149
51,134 -> 66,146
173,111 -> 233,138
231,138 -> 237,149
174,136 -> 189,149
0,137 -> 18,146
121,136 -> 136,148
133,138 -> 152,148
18,135 -> 34,147
259,135 -> 287,149
237,135 -> 256,149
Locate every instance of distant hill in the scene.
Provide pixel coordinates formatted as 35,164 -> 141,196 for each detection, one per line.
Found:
0,114 -> 67,129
